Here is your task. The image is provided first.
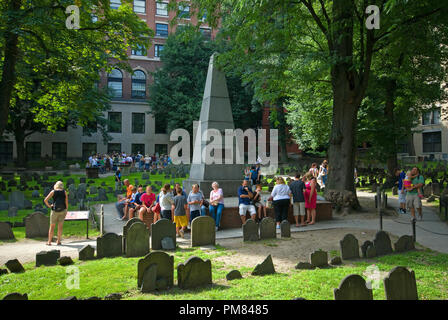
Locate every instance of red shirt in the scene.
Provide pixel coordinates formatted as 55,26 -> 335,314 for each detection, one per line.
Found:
140,192 -> 155,207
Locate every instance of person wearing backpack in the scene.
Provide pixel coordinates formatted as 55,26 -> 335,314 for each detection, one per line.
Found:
44,181 -> 68,246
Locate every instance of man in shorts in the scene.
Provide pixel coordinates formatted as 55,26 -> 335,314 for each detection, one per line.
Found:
237,180 -> 256,224
395,168 -> 407,214
406,167 -> 425,221
289,173 -> 306,227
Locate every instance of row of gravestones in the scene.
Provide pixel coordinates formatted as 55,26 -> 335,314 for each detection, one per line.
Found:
339,231 -> 415,261
243,217 -> 291,241
334,266 -> 418,300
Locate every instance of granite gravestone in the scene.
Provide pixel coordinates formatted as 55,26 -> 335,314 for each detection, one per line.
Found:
122,218 -> 143,254
0,222 -> 15,240
334,274 -> 373,300
361,240 -> 373,258
9,191 -> 26,209
243,219 -> 259,241
251,255 -> 276,276
373,231 -> 393,256
384,266 -> 418,300
79,245 -> 95,260
339,234 -> 360,260
191,216 -> 215,247
280,220 -> 291,238
5,259 -> 25,273
183,53 -> 244,196
36,250 -> 60,267
177,256 -> 212,289
137,251 -> 174,289
25,212 -> 49,238
126,222 -> 150,258
97,233 -> 123,258
259,217 -> 276,240
394,235 -> 415,253
141,264 -> 158,293
310,250 -> 328,268
151,219 -> 176,250
226,270 -> 243,281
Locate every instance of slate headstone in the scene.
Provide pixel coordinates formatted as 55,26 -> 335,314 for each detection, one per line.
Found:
126,222 -> 150,257
259,217 -> 276,240
373,231 -> 393,256
340,234 -> 360,260
394,235 -> 415,253
251,254 -> 276,276
0,221 -> 15,240
295,262 -> 315,270
97,233 -> 123,258
243,219 -> 259,241
361,240 -> 373,258
36,250 -> 60,267
58,256 -> 74,266
122,218 -> 144,254
79,245 -> 95,260
280,220 -> 291,238
137,251 -> 174,288
334,274 -> 373,300
151,219 -> 176,250
25,212 -> 49,238
141,264 -> 158,293
5,259 -> 25,273
330,256 -> 342,265
191,216 -> 215,247
161,237 -> 175,250
226,270 -> 243,281
177,256 -> 212,289
7,206 -> 18,218
366,245 -> 377,258
9,191 -> 25,209
384,266 -> 418,300
310,250 -> 328,268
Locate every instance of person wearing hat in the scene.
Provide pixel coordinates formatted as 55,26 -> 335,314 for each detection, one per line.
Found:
44,181 -> 68,246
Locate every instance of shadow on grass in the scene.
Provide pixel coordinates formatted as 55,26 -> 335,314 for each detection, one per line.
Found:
138,283 -> 231,298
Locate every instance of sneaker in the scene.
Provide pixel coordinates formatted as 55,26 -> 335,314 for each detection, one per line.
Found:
215,226 -> 219,232
179,229 -> 185,238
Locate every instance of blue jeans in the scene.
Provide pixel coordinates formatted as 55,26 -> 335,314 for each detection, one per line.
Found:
209,203 -> 224,227
115,201 -> 125,219
190,210 -> 201,223
200,205 -> 207,217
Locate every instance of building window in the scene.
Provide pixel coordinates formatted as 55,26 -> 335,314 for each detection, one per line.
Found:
108,69 -> 123,98
82,143 -> 97,161
0,142 -> 13,164
82,121 -> 97,135
132,44 -> 147,56
178,5 -> 190,19
132,113 -> 145,133
422,131 -> 441,153
156,2 -> 168,16
26,142 -> 41,161
52,142 -> 67,160
154,44 -> 164,57
107,143 -> 121,154
132,144 -> 145,155
110,0 -> 121,10
422,108 -> 441,125
108,112 -> 122,133
132,70 -> 146,98
200,28 -> 211,40
134,0 -> 145,13
155,23 -> 168,37
155,144 -> 168,155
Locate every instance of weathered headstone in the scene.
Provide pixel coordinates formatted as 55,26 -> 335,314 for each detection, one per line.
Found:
191,216 -> 215,247
177,256 -> 212,289
151,219 -> 176,250
243,219 -> 259,241
394,235 -> 415,253
9,191 -> 26,209
366,245 -> 377,258
0,222 -> 15,240
226,270 -> 243,281
122,218 -> 144,254
310,250 -> 328,268
361,240 -> 373,258
98,188 -> 108,201
25,212 -> 49,238
161,237 -> 175,250
7,206 -> 18,218
58,256 -> 74,266
280,220 -> 290,238
334,274 -> 373,300
36,250 -> 60,267
373,231 -> 393,256
79,245 -> 95,260
2,293 -> 28,300
5,259 -> 25,273
330,256 -> 342,265
137,251 -> 174,288
340,234 -> 360,260
295,262 -> 316,270
126,222 -> 150,257
97,233 -> 123,258
384,266 -> 418,300
141,264 -> 158,293
251,254 -> 276,276
259,217 -> 276,240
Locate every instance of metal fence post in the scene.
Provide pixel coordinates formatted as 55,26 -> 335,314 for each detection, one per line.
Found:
100,204 -> 104,236
377,186 -> 382,230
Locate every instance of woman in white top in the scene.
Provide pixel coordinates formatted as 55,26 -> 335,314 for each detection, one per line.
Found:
209,181 -> 224,231
269,177 -> 292,229
159,183 -> 174,220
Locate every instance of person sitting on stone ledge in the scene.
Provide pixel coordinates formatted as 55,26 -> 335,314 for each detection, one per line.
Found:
139,186 -> 156,222
209,181 -> 224,231
252,184 -> 266,221
238,180 -> 256,224
128,186 -> 144,219
115,179 -> 132,220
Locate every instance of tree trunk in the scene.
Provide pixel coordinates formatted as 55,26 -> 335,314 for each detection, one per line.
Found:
384,79 -> 398,177
15,130 -> 26,168
0,0 -> 21,136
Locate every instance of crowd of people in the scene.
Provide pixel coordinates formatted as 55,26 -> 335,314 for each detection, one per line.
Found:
87,152 -> 172,173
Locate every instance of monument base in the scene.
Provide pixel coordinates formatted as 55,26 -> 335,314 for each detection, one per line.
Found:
183,179 -> 244,197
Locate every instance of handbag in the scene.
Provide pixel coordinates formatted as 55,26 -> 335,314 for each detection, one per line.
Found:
152,202 -> 161,214
202,199 -> 210,208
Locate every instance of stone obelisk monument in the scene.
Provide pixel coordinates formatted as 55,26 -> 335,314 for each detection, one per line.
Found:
183,53 -> 244,196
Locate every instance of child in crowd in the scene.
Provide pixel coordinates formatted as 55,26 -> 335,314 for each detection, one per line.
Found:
252,184 -> 267,220
173,187 -> 188,238
128,186 -> 143,219
122,186 -> 137,220
403,170 -> 423,199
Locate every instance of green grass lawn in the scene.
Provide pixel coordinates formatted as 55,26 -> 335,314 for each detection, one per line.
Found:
0,170 -> 188,242
1,246 -> 447,300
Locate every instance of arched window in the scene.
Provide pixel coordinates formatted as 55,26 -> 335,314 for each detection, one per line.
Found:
132,70 -> 146,98
108,69 -> 123,98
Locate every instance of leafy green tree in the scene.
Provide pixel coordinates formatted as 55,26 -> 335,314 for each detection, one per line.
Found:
148,26 -> 262,135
